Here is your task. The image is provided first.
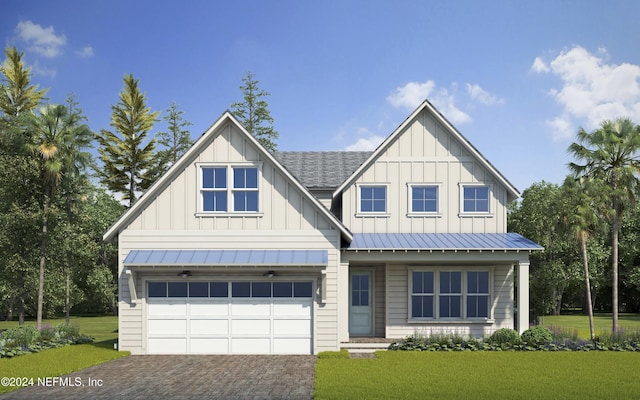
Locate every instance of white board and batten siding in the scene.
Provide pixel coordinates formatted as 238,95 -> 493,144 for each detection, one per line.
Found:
384,264 -> 514,338
341,108 -> 509,234
117,121 -> 343,355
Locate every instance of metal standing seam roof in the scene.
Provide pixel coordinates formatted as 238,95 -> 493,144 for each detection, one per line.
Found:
123,249 -> 329,266
345,233 -> 543,251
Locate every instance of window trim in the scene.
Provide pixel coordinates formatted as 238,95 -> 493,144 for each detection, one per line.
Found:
407,183 -> 442,217
408,267 -> 493,322
355,183 -> 390,217
196,162 -> 264,217
459,183 -> 493,217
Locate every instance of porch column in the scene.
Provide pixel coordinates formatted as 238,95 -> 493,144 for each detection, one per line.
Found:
517,260 -> 530,333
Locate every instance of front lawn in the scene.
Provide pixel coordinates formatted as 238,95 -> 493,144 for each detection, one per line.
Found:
542,313 -> 640,339
315,351 -> 640,400
0,316 -> 128,395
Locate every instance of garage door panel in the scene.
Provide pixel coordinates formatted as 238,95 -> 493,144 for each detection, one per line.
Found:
231,338 -> 271,354
190,302 -> 228,316
273,338 -> 311,354
190,319 -> 228,335
232,319 -> 270,335
190,338 -> 229,354
148,303 -> 187,316
274,319 -> 311,335
149,319 -> 187,335
149,338 -> 187,354
231,302 -> 270,316
273,301 -> 312,316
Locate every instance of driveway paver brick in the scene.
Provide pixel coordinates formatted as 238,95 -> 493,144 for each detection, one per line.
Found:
1,355 -> 316,400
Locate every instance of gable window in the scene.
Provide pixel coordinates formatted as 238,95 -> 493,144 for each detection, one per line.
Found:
202,167 -> 228,211
410,270 -> 490,320
409,184 -> 439,214
359,185 -> 387,213
233,167 -> 259,212
198,164 -> 261,214
462,185 -> 490,213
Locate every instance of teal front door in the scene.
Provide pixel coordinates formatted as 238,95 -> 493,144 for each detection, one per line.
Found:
349,271 -> 372,336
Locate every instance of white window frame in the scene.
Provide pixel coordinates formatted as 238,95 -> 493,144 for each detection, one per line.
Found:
407,183 -> 442,217
195,162 -> 263,217
408,267 -> 493,322
355,183 -> 390,217
459,183 -> 493,217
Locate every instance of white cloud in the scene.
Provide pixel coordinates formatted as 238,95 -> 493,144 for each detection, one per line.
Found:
76,46 -> 94,58
534,45 -> 640,140
531,57 -> 549,73
344,135 -> 385,151
387,80 -> 435,109
31,60 -> 56,78
387,80 -> 471,124
15,20 -> 66,58
466,83 -> 504,105
545,116 -> 574,141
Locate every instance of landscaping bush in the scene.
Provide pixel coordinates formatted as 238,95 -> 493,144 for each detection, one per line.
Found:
487,328 -> 521,346
521,326 -> 553,346
0,324 -> 93,358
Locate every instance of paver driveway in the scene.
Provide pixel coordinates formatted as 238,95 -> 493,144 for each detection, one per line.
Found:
1,355 -> 316,400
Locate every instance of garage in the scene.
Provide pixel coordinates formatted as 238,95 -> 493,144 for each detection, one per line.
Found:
146,280 -> 314,354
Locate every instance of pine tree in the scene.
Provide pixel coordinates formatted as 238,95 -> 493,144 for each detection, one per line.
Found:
0,46 -> 47,117
95,74 -> 160,207
154,101 -> 192,174
231,71 -> 279,151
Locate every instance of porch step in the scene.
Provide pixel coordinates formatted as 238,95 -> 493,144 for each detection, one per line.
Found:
340,342 -> 391,353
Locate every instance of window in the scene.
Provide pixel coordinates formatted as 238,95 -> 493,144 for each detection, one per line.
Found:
233,167 -> 259,212
202,167 -> 227,211
467,272 -> 489,318
351,275 -> 369,306
199,165 -> 260,213
410,270 -> 490,320
411,185 -> 439,213
411,271 -> 434,318
359,186 -> 386,213
148,281 -> 312,298
463,186 -> 490,213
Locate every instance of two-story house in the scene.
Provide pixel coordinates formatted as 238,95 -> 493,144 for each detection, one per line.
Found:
104,100 -> 542,355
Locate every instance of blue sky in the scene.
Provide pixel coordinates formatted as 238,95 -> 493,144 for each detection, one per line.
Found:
3,0 -> 640,193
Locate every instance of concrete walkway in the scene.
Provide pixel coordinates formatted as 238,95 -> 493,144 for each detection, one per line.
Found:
1,355 -> 316,400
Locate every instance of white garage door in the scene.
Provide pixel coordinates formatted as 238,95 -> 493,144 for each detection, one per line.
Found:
146,281 -> 313,354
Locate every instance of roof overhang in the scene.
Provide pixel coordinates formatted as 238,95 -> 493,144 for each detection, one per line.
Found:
343,233 -> 543,253
123,249 -> 329,267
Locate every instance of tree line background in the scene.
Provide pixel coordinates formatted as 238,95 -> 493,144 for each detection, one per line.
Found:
1,45 -> 639,335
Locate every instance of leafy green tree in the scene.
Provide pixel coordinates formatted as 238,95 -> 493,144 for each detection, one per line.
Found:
153,101 -> 192,174
568,117 -> 640,332
231,71 -> 278,151
0,46 -> 47,117
96,74 -> 160,207
508,181 -> 580,317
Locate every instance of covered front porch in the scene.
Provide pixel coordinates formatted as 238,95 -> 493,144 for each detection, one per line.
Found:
338,233 -> 542,346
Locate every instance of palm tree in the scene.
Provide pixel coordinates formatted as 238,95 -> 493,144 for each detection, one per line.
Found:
28,103 -> 92,329
561,176 -> 602,340
568,117 -> 640,332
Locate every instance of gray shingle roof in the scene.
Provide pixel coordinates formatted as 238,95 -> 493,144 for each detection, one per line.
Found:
274,151 -> 372,189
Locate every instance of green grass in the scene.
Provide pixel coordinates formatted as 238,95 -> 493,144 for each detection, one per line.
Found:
0,316 -> 128,395
315,351 -> 640,400
541,313 -> 640,339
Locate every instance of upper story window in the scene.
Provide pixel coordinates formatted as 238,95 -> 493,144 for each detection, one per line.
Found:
199,164 -> 260,214
410,185 -> 439,213
358,185 -> 387,214
462,185 -> 490,213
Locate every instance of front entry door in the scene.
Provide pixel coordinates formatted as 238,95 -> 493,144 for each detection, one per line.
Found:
349,271 -> 372,336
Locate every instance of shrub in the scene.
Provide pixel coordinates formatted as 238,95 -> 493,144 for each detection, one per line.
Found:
39,324 -> 59,343
2,326 -> 39,349
57,324 -> 81,341
488,328 -> 521,346
521,326 -> 553,346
